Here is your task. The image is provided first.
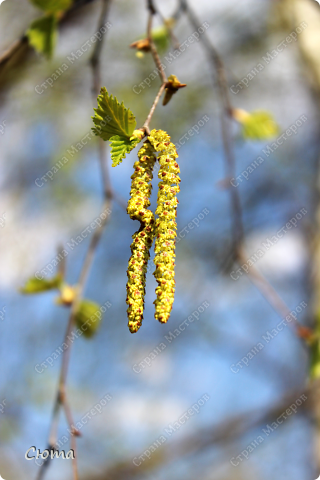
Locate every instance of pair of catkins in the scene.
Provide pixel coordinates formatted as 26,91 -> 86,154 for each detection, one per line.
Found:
126,129 -> 180,333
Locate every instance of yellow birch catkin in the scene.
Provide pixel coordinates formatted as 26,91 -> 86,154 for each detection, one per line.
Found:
126,141 -> 156,333
148,129 -> 180,324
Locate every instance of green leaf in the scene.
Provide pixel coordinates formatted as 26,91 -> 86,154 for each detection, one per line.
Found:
92,87 -> 137,141
110,135 -> 140,167
240,110 -> 280,141
26,15 -> 57,59
30,0 -> 73,13
75,300 -> 102,338
21,275 -> 62,294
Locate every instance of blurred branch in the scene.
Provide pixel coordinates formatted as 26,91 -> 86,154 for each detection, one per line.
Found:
143,83 -> 166,135
36,2 -> 113,480
89,0 -> 128,210
90,0 -> 113,202
141,0 -> 168,135
180,0 -> 313,343
0,36 -> 28,71
154,4 -> 180,50
237,247 -> 313,340
90,383 -> 314,479
146,2 -> 167,84
181,0 -> 242,253
0,0 -> 99,74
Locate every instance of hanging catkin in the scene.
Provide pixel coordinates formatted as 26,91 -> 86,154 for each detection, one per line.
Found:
126,141 -> 156,333
148,129 -> 180,324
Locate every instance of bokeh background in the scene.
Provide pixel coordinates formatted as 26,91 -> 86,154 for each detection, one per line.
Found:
0,0 -> 320,479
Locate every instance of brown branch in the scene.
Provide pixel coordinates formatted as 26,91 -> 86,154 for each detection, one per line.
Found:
90,0 -> 113,201
90,383 -> 314,480
143,83 -> 166,135
182,1 -> 242,254
146,8 -> 167,84
156,9 -> 180,51
237,248 -> 312,340
0,36 -> 27,70
140,0 -> 168,135
0,0 -> 99,74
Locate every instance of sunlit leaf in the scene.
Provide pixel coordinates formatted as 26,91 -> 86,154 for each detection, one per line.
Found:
92,87 -> 137,141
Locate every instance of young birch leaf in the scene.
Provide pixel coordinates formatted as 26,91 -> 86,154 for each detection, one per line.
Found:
30,0 -> 73,13
110,135 -> 140,167
92,87 -> 137,141
75,300 -> 102,338
21,275 -> 62,294
151,25 -> 170,52
26,15 -> 57,59
233,109 -> 280,141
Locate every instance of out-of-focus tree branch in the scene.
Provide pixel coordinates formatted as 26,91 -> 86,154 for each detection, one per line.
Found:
179,0 -> 313,343
0,0 -> 99,74
89,383 -> 314,480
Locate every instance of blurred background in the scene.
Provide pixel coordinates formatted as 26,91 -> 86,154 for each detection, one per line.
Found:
0,0 -> 320,479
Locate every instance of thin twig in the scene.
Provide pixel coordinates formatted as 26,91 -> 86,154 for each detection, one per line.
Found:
90,0 -> 113,200
237,248 -> 312,340
0,0 -> 99,73
90,382 -> 314,479
143,83 -> 166,134
140,0 -> 168,134
146,8 -> 167,84
0,36 -> 27,70
182,1 -> 242,254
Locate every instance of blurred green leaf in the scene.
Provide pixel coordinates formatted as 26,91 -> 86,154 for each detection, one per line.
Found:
92,87 -> 137,141
30,0 -> 73,13
110,135 -> 140,167
234,109 -> 280,141
21,275 -> 62,294
152,25 -> 170,52
310,337 -> 320,379
75,300 -> 102,338
26,15 -> 57,59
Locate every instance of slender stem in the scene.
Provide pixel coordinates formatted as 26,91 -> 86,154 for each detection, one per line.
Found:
146,0 -> 166,78
182,1 -> 242,254
143,83 -> 166,134
0,36 -> 27,71
156,7 -> 180,50
146,11 -> 167,84
237,248 -> 312,340
140,0 -> 168,134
